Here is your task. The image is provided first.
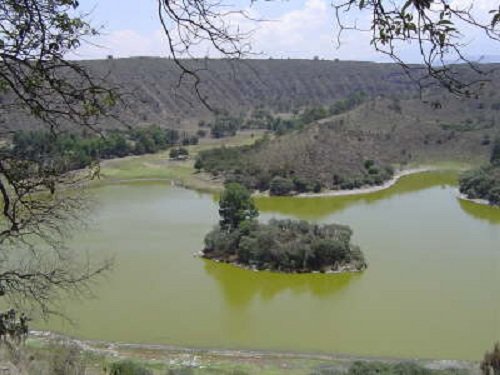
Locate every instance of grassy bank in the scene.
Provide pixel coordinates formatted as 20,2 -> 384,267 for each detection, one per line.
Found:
2,333 -> 480,375
94,131 -> 265,192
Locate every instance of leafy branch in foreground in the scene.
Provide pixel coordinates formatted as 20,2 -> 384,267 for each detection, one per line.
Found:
0,0 -> 117,316
157,0 -> 500,98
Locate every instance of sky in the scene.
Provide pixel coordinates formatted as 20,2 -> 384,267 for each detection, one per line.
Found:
73,0 -> 500,62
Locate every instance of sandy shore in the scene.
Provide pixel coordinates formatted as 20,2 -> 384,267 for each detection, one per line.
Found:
295,167 -> 437,198
456,190 -> 494,207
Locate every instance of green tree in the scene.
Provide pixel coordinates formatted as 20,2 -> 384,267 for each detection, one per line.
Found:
491,138 -> 500,166
0,0 -> 115,315
481,343 -> 500,375
218,183 -> 258,231
269,176 -> 294,196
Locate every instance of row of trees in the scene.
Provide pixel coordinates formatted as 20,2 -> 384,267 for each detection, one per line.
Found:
10,126 -> 197,171
202,183 -> 366,273
195,141 -> 394,195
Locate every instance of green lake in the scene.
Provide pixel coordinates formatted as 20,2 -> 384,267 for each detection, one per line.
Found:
42,171 -> 500,361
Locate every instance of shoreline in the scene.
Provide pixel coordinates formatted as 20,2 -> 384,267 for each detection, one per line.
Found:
198,252 -> 366,274
295,167 -> 438,198
456,190 -> 497,207
29,330 -> 479,371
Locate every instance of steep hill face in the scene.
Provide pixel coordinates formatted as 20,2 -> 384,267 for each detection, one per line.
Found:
1,58 -> 422,131
4,57 -> 500,192
247,93 -> 500,177
95,58 -> 420,121
198,91 -> 500,192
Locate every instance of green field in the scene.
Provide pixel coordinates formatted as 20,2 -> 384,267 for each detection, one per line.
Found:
95,131 -> 266,191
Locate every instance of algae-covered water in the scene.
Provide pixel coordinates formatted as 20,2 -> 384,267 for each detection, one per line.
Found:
42,171 -> 500,360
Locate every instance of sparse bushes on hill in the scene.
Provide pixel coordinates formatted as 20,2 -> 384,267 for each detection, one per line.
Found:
200,92 -> 368,139
195,140 -> 394,195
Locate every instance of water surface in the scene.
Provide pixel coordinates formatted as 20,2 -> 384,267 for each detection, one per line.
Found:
42,172 -> 500,360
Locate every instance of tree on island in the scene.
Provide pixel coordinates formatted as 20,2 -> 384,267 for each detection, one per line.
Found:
218,183 -> 258,231
203,183 -> 366,273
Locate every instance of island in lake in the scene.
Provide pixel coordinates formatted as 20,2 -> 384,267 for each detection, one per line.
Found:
202,183 -> 366,273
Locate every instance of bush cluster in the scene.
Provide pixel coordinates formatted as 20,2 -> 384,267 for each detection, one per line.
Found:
459,137 -> 500,205
203,219 -> 366,273
459,165 -> 500,205
312,361 -> 467,375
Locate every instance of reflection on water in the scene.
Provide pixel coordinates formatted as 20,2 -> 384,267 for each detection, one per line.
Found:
458,199 -> 500,224
39,171 -> 500,361
203,259 -> 361,308
256,171 -> 458,219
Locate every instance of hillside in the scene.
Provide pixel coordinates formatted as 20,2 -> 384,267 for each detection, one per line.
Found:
1,58 -> 424,132
4,58 -> 500,192
195,91 -> 500,193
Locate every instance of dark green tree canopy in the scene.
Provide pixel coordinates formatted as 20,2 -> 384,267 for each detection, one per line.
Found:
491,137 -> 500,166
218,183 -> 258,231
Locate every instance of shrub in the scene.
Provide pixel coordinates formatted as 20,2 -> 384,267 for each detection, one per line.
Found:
481,342 -> 500,375
269,176 -> 294,196
459,165 -> 498,202
364,159 -> 375,169
108,360 -> 152,375
491,137 -> 500,165
48,344 -> 86,375
169,147 -> 189,159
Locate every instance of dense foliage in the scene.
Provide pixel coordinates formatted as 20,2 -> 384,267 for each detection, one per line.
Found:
459,138 -> 500,206
312,361 -> 467,375
459,165 -> 500,205
108,360 -> 153,375
195,139 -> 394,195
218,183 -> 258,231
203,183 -> 365,273
9,126 -> 196,171
203,219 -> 366,273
